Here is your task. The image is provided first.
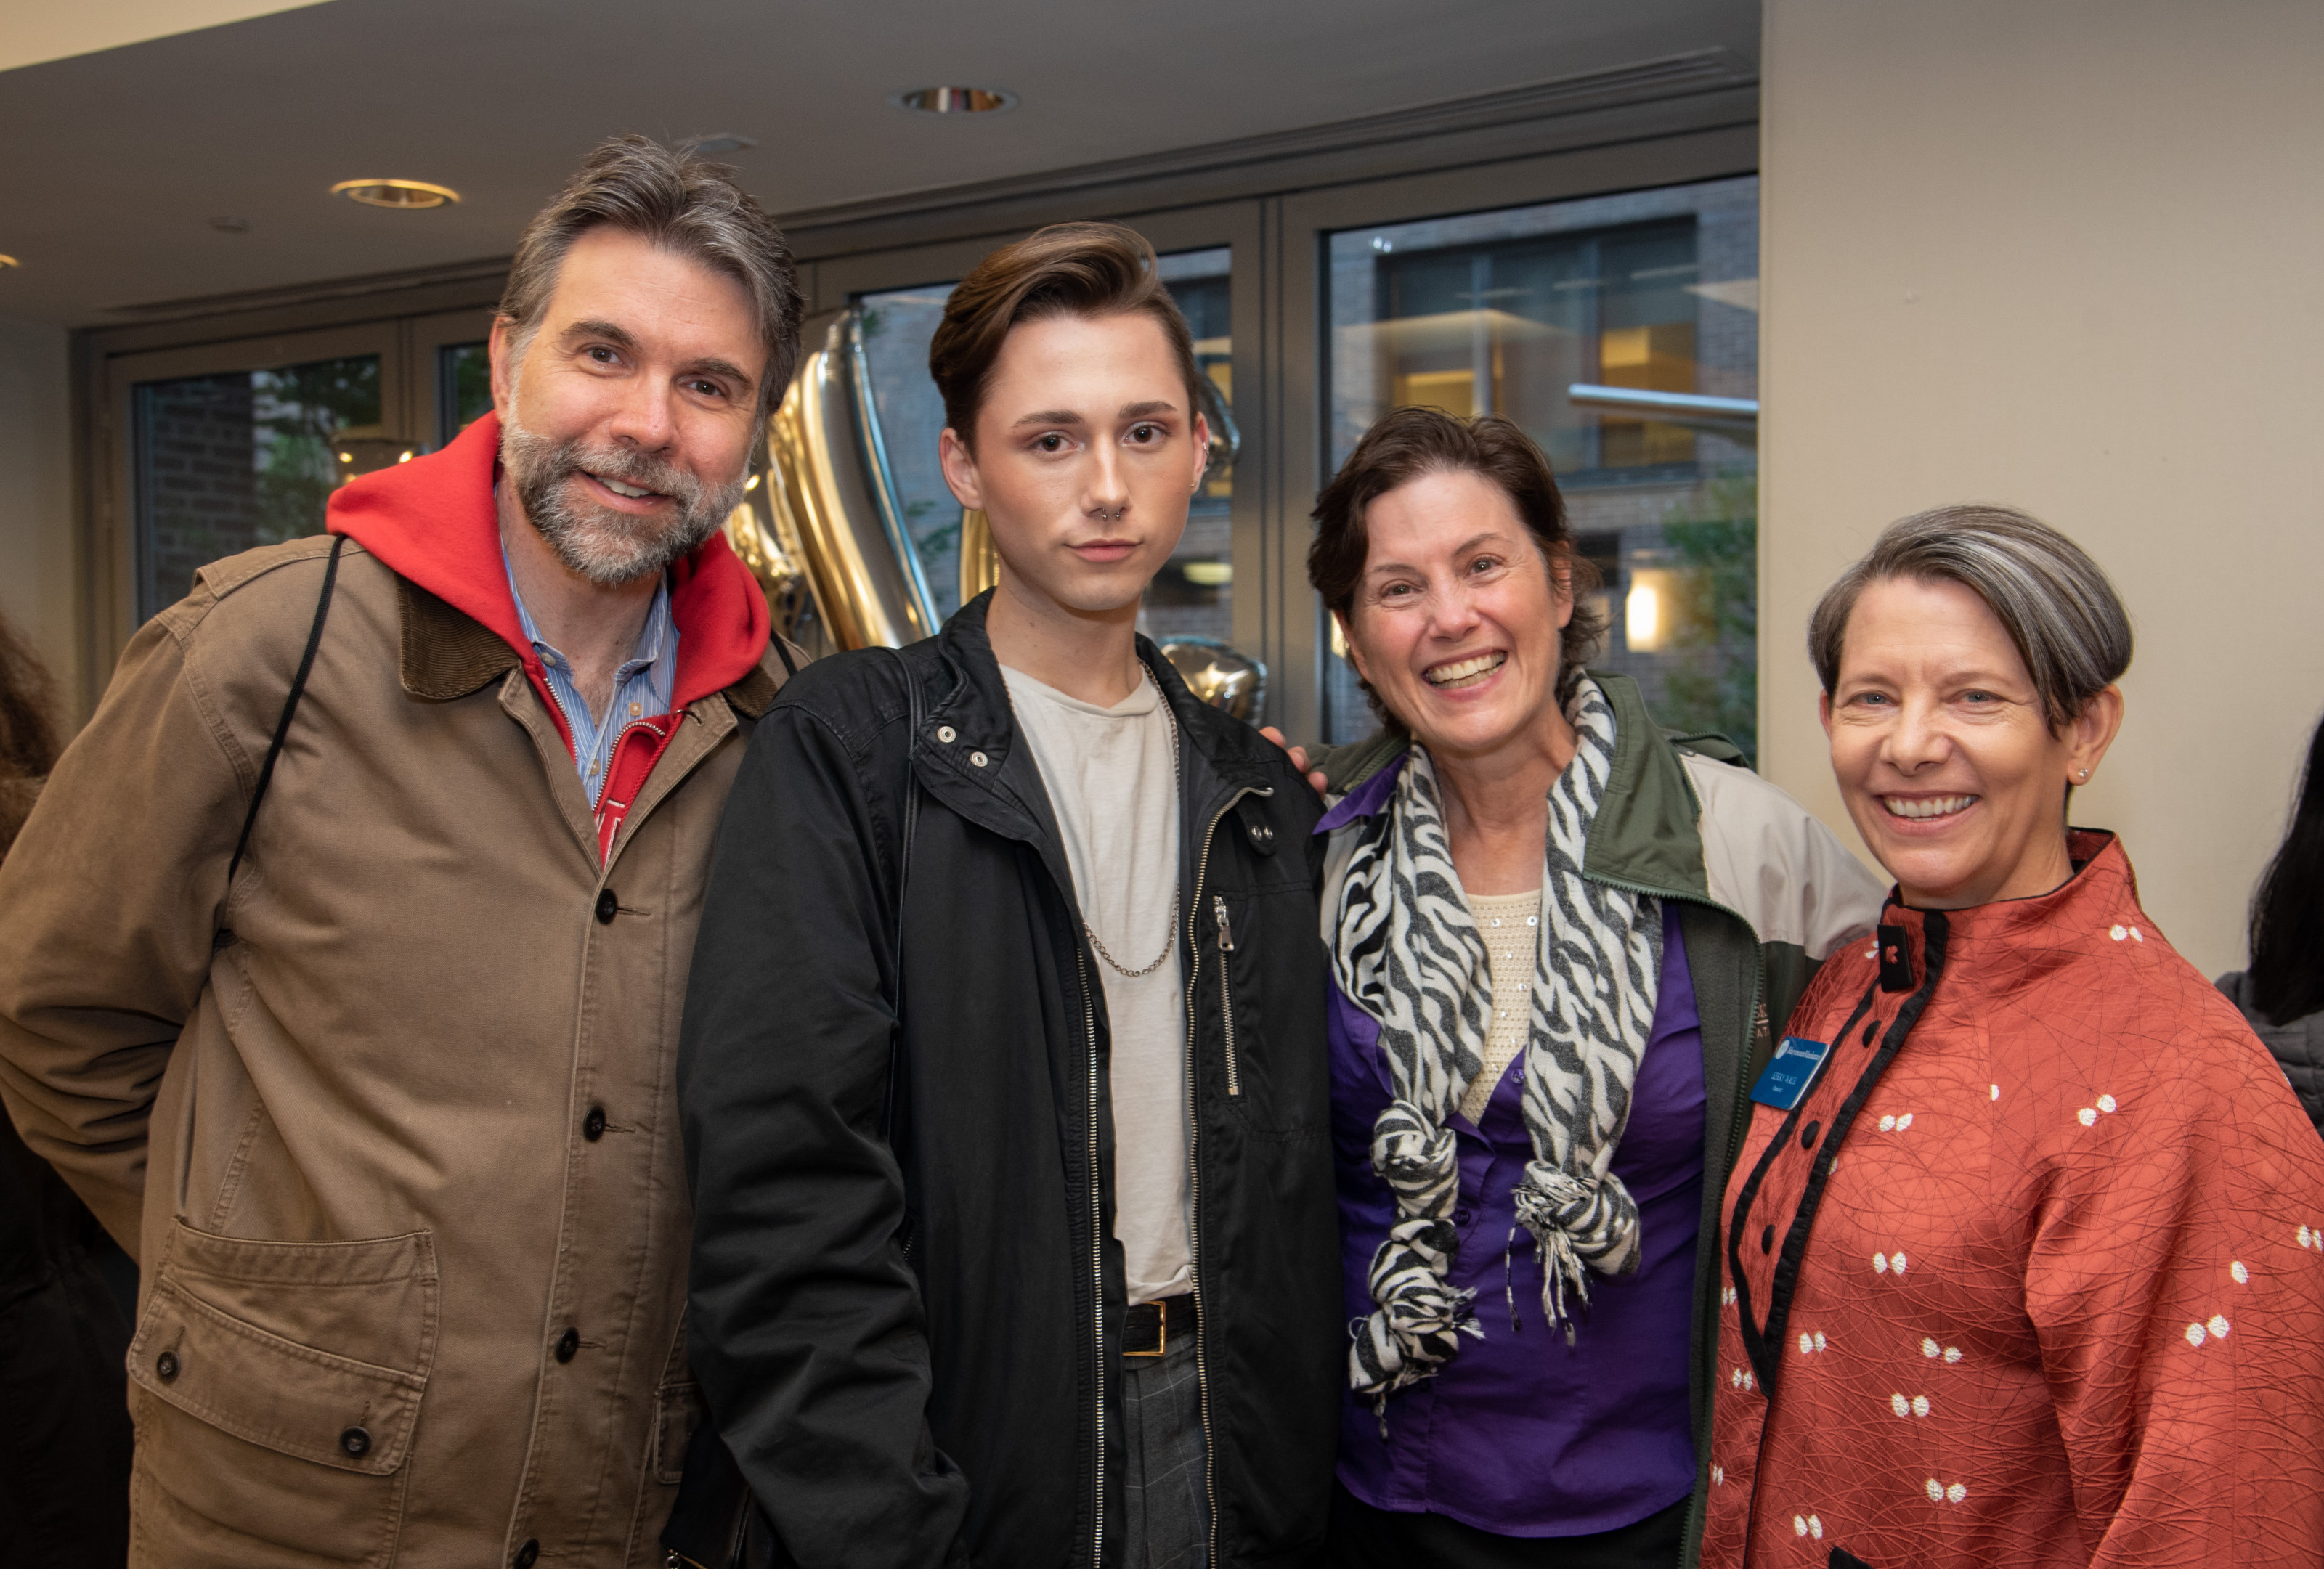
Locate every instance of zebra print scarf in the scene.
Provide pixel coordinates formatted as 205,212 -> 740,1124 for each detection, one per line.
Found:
1333,678 -> 1662,1409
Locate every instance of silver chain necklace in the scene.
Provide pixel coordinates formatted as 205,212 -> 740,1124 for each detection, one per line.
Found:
1081,667 -> 1182,979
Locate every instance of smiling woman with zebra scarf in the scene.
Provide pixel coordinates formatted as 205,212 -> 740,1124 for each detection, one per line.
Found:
1305,408 -> 1882,1569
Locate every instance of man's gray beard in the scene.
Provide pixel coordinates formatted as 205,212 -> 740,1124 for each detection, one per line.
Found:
500,416 -> 744,587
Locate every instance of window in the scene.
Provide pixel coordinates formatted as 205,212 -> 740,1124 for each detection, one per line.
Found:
133,354 -> 385,620
1323,175 -> 1759,754
438,341 -> 493,447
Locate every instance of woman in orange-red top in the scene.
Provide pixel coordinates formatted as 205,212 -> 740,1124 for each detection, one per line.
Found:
1704,505 -> 2324,1569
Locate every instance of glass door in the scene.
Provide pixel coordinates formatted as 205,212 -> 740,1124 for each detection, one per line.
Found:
109,323 -> 407,623
1317,175 -> 1760,752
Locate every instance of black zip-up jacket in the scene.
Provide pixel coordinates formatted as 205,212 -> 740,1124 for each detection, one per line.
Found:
679,593 -> 1340,1569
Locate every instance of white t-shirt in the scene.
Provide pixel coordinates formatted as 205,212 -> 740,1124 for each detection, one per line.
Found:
1001,664 -> 1190,1304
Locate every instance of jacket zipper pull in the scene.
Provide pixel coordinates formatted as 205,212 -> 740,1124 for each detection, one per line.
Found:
1214,895 -> 1234,952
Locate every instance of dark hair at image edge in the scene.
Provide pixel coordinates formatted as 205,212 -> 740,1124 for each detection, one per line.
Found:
2248,712 -> 2324,1027
0,608 -> 61,860
927,222 -> 1202,444
1807,503 -> 2132,734
1307,407 -> 1604,731
499,134 -> 805,415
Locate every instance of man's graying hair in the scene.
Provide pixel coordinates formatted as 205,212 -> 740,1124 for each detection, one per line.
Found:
1808,503 -> 2133,732
500,135 -> 804,414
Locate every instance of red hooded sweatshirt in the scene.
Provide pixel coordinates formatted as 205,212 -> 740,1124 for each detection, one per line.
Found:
325,412 -> 769,860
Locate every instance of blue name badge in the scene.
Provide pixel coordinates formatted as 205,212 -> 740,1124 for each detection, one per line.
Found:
1750,1036 -> 1834,1111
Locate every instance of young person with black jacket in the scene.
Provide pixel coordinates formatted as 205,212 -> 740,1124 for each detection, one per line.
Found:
678,224 -> 1339,1569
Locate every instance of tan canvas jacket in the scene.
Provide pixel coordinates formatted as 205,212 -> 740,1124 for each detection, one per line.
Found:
0,418 -> 787,1568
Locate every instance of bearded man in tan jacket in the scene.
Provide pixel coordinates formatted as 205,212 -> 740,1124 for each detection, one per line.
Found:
0,136 -> 800,1568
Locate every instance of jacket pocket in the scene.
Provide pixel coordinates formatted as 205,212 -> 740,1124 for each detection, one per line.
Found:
1211,888 -> 1328,1139
126,1221 -> 438,1567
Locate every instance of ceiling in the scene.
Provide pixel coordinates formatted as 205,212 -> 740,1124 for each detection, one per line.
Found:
0,0 -> 1758,327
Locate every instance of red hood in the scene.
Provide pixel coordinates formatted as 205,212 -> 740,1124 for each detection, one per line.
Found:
326,412 -> 769,711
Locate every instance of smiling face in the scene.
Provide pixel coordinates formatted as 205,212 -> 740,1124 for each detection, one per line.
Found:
1340,467 -> 1575,764
491,226 -> 765,585
938,310 -> 1207,621
1823,574 -> 2122,909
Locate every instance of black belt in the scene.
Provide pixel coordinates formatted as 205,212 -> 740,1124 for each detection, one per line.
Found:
1122,1293 -> 1195,1358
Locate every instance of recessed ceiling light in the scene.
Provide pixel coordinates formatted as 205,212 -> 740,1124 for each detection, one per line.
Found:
692,133 -> 756,155
894,86 -> 1017,115
330,178 -> 461,210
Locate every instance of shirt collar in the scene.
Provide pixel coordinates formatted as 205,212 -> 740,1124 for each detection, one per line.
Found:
499,537 -> 675,693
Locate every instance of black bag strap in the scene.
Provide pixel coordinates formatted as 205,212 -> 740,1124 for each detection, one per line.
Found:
217,535 -> 346,940
880,645 -> 922,1138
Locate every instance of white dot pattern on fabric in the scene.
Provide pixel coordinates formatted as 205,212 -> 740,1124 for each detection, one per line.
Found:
1913,1395 -> 1931,1417
2110,925 -> 2128,941
1926,1478 -> 1968,1504
1712,1465 -> 1725,1485
2079,1108 -> 2098,1127
2097,1094 -> 2118,1113
1815,1331 -> 1828,1352
1873,1252 -> 1888,1273
2186,1322 -> 2207,1347
1925,1478 -> 1944,1502
1947,1483 -> 1967,1503
2131,926 -> 2144,942
2209,1314 -> 2232,1338
2233,1260 -> 2251,1284
1893,1250 -> 1909,1274
1944,1345 -> 1962,1363
1808,1515 -> 1824,1539
1990,1083 -> 2000,1100
1922,1337 -> 1940,1358
1890,1393 -> 1909,1417
1880,1115 -> 1896,1132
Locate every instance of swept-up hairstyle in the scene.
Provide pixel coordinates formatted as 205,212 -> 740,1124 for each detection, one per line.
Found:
1807,503 -> 2132,733
1307,407 -> 1604,729
927,222 -> 1200,443
499,135 -> 804,415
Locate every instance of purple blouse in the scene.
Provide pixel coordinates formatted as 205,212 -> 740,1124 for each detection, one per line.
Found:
1321,767 -> 1707,1539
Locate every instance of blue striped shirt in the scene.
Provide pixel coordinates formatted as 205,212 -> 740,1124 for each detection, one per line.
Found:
502,550 -> 679,807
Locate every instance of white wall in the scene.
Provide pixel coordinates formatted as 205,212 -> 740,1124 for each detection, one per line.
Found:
1758,0 -> 2324,978
0,317 -> 79,725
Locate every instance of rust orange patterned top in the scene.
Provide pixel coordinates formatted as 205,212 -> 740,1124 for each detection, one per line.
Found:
1706,831 -> 2324,1568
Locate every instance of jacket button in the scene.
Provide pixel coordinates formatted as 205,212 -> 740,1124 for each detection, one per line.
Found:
1453,1206 -> 1472,1225
583,1106 -> 606,1141
155,1350 -> 179,1381
935,725 -> 956,743
339,1426 -> 371,1458
1247,820 -> 1274,848
514,1541 -> 540,1569
1800,1120 -> 1821,1150
970,750 -> 988,768
556,1328 -> 580,1364
596,889 -> 618,924
1760,1224 -> 1775,1254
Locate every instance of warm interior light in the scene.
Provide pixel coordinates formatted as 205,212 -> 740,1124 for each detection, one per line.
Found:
1181,561 -> 1232,587
1625,575 -> 1667,651
331,179 -> 460,210
895,86 -> 1017,115
0,256 -> 17,269
744,472 -> 761,491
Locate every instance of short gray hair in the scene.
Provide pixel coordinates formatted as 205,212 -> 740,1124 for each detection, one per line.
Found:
500,135 -> 804,415
1808,503 -> 2132,730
